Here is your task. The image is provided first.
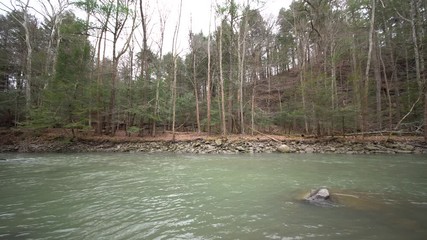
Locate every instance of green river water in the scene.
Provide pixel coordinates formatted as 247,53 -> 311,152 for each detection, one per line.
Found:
0,153 -> 427,239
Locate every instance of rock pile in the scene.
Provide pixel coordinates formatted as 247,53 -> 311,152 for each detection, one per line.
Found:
1,138 -> 426,154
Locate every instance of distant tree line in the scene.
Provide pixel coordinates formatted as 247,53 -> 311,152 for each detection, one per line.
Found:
0,0 -> 426,141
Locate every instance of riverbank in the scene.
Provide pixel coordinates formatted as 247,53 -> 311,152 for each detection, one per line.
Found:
1,128 -> 426,154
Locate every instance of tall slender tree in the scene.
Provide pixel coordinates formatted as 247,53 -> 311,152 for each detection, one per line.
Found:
1,0 -> 33,111
206,1 -> 213,135
107,0 -> 137,135
189,17 -> 201,134
171,0 -> 183,141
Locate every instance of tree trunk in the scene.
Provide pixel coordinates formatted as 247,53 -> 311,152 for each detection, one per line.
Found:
227,6 -> 235,134
193,50 -> 201,133
373,33 -> 382,130
238,6 -> 249,134
382,14 -> 400,124
106,1 -> 120,135
189,18 -> 200,134
206,2 -> 212,135
108,58 -> 118,135
292,6 -> 308,134
378,39 -> 393,131
139,0 -> 149,82
424,91 -> 427,142
140,0 -> 149,136
23,10 -> 32,111
219,21 -> 226,136
172,56 -> 177,140
409,0 -> 426,141
267,48 -> 271,117
108,0 -> 136,136
171,0 -> 182,141
410,0 -> 421,87
153,77 -> 160,136
42,0 -> 68,89
152,11 -> 166,137
362,0 -> 376,134
351,34 -> 361,131
95,27 -> 106,135
108,17 -> 119,136
251,92 -> 255,135
330,40 -> 337,131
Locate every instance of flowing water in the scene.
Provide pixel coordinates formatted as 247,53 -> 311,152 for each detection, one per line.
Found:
0,153 -> 427,239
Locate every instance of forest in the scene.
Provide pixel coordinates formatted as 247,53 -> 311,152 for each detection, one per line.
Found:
0,0 -> 426,142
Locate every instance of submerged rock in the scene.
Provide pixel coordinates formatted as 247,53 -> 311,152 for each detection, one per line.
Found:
300,188 -> 389,210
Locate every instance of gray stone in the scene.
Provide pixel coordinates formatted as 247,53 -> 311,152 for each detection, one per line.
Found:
305,147 -> 315,153
305,188 -> 330,201
236,146 -> 246,152
365,144 -> 379,151
401,144 -> 415,151
304,187 -> 335,207
277,144 -> 292,153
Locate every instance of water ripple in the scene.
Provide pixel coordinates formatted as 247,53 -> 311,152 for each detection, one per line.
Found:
1,153 -> 427,239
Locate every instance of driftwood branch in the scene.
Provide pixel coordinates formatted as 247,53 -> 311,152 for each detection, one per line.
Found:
248,127 -> 281,142
345,130 -> 421,136
395,93 -> 422,130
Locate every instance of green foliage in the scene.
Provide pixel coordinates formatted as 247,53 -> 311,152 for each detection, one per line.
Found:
253,108 -> 273,128
24,108 -> 60,129
176,92 -> 196,123
128,126 -> 140,134
26,12 -> 91,130
0,0 -> 425,137
73,0 -> 98,13
274,109 -> 305,128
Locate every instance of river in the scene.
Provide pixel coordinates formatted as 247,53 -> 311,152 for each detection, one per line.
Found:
0,153 -> 426,239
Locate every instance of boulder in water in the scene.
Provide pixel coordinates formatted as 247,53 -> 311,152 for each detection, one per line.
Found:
304,187 -> 335,207
298,187 -> 392,210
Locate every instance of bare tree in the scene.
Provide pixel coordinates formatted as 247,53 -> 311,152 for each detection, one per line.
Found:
1,0 -> 33,110
171,0 -> 183,141
189,16 -> 201,133
137,0 -> 150,136
237,2 -> 250,134
206,1 -> 213,135
93,1 -> 113,134
152,2 -> 167,137
107,0 -> 138,135
291,3 -> 309,133
139,0 -> 149,83
394,0 -> 426,141
219,19 -> 226,136
408,0 -> 427,142
227,0 -> 237,133
38,0 -> 69,85
362,0 -> 376,134
373,33 -> 382,129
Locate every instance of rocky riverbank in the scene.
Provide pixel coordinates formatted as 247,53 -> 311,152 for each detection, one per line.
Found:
1,137 -> 426,154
